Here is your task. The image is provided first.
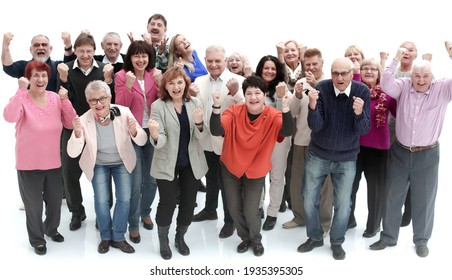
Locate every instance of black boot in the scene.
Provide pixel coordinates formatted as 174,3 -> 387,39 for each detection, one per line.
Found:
175,225 -> 190,256
158,225 -> 172,260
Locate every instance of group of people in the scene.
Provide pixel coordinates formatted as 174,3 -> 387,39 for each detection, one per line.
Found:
2,13 -> 452,260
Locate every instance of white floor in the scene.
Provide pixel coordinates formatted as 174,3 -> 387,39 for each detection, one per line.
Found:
1,154 -> 452,280
1,91 -> 451,280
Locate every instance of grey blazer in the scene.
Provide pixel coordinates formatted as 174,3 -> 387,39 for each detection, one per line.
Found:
150,96 -> 208,181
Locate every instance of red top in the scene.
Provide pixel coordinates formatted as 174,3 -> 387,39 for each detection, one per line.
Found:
220,104 -> 282,178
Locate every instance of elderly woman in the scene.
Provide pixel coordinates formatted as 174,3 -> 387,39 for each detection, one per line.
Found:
210,75 -> 293,257
227,52 -> 253,78
3,60 -> 77,255
148,67 -> 208,260
348,58 -> 397,237
67,80 -> 147,254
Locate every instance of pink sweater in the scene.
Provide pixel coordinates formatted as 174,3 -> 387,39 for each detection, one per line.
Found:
3,88 -> 76,170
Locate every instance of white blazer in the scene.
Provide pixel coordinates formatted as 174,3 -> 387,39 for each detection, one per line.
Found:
193,69 -> 245,154
67,104 -> 147,182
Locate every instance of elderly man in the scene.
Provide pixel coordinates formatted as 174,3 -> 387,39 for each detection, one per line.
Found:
369,47 -> 452,257
297,57 -> 371,260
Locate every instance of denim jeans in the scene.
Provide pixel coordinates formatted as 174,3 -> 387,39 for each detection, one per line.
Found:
92,163 -> 132,241
302,151 -> 355,245
129,129 -> 158,231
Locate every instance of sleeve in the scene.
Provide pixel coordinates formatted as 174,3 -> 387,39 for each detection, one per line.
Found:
114,70 -> 134,107
60,96 -> 77,129
3,88 -> 27,123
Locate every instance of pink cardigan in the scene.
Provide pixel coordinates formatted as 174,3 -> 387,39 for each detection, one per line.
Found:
114,68 -> 159,126
3,88 -> 76,170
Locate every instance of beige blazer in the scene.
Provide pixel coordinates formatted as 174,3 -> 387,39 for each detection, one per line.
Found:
150,96 -> 208,181
67,105 -> 147,182
193,69 -> 245,154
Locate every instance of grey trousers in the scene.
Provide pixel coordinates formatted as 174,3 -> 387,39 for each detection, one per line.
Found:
380,142 -> 439,246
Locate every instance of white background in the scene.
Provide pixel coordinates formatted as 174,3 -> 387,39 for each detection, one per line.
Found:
1,0 -> 451,279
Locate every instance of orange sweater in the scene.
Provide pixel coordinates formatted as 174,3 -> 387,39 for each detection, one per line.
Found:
220,104 -> 282,178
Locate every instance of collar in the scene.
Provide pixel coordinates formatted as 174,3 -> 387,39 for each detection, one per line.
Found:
334,82 -> 352,97
102,54 -> 124,64
73,59 -> 99,71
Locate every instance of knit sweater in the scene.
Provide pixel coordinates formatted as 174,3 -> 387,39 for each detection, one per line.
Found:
308,80 -> 371,161
3,88 -> 76,170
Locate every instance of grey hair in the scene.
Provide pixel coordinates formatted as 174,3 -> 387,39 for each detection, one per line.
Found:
85,80 -> 111,100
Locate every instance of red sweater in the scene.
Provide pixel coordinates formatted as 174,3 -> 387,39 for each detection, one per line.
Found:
220,104 -> 282,178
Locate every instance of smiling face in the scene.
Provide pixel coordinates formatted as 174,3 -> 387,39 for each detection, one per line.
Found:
411,62 -> 432,93
245,86 -> 265,115
131,52 -> 149,73
261,60 -> 277,85
30,35 -> 52,62
101,34 -> 122,62
284,41 -> 300,66
174,35 -> 192,58
28,69 -> 48,94
227,54 -> 244,75
345,46 -> 364,64
147,18 -> 167,44
205,48 -> 227,80
75,44 -> 95,71
165,75 -> 186,102
400,41 -> 418,67
360,61 -> 380,87
88,90 -> 111,118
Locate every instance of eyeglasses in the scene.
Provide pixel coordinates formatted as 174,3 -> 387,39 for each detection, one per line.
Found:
361,67 -> 378,72
331,70 -> 351,78
88,96 -> 109,105
33,43 -> 49,47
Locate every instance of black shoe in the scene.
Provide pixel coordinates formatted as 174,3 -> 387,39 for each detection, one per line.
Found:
198,180 -> 207,192
401,213 -> 411,227
252,242 -> 264,256
259,208 -> 264,219
369,239 -> 396,250
262,216 -> 277,231
237,240 -> 251,253
175,237 -> 190,256
347,219 -> 357,229
69,213 -> 86,231
362,227 -> 380,238
297,238 -> 324,253
98,240 -> 110,254
219,223 -> 235,238
34,244 -> 47,256
34,244 -> 47,255
192,209 -> 218,222
415,245 -> 429,257
129,231 -> 141,244
331,244 -> 346,260
50,232 -> 64,242
142,217 -> 154,230
279,202 -> 287,213
111,240 -> 135,254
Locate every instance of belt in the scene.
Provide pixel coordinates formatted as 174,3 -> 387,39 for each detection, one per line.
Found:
397,141 -> 438,152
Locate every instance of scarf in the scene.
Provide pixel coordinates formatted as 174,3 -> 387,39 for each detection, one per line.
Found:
369,84 -> 387,128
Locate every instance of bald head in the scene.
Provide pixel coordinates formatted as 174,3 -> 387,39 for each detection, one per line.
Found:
331,58 -> 354,91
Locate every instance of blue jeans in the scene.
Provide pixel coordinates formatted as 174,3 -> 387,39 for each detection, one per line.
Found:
128,128 -> 158,231
92,163 -> 132,241
302,151 -> 355,245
